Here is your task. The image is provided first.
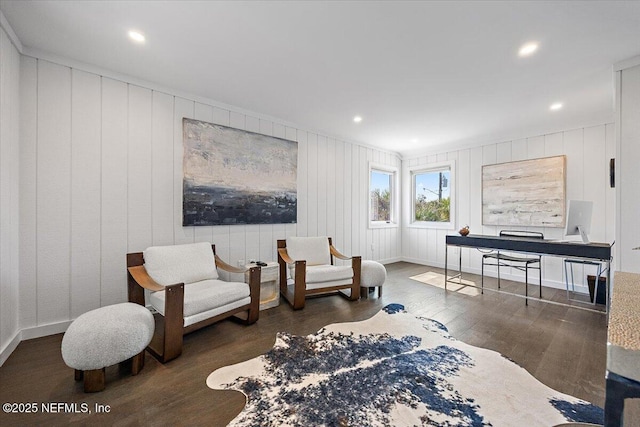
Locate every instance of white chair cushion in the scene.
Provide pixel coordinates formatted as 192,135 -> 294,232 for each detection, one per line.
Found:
286,236 -> 331,266
144,242 -> 218,286
305,265 -> 353,284
149,279 -> 249,318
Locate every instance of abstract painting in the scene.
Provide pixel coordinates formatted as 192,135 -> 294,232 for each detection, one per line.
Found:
482,155 -> 565,227
183,119 -> 297,226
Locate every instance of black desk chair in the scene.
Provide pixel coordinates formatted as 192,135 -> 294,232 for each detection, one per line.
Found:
481,230 -> 543,304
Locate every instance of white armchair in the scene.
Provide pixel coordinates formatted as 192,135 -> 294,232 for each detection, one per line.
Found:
127,242 -> 260,363
277,236 -> 361,310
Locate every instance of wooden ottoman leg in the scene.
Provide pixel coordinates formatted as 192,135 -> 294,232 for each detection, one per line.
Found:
131,350 -> 145,375
74,369 -> 83,381
361,287 -> 368,299
378,286 -> 382,297
83,368 -> 105,393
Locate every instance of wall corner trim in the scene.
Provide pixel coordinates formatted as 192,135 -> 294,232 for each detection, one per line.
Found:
0,10 -> 23,53
0,331 -> 22,367
614,55 -> 640,72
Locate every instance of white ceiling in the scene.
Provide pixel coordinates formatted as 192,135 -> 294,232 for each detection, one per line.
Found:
2,1 -> 639,156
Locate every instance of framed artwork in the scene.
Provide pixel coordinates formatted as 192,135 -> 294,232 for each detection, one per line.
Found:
183,118 -> 297,226
482,155 -> 566,227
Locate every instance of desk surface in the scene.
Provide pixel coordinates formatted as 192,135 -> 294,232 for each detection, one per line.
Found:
446,234 -> 612,260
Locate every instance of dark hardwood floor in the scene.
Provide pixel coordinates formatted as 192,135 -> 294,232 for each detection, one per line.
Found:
0,262 -> 611,426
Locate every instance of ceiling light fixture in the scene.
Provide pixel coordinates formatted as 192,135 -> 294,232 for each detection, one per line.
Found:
518,42 -> 538,57
549,102 -> 563,111
128,30 -> 146,43
353,116 -> 362,123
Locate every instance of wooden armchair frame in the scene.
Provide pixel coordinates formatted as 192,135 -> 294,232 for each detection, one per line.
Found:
127,244 -> 260,363
277,237 -> 361,310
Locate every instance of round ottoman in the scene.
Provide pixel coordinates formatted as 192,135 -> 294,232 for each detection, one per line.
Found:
61,302 -> 154,392
360,260 -> 387,298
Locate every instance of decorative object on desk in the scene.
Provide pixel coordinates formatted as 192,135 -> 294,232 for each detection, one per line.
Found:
207,304 -> 603,426
182,118 -> 297,226
482,155 -> 566,227
459,225 -> 470,236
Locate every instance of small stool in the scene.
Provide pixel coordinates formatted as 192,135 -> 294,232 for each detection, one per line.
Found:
61,302 -> 154,392
360,260 -> 387,298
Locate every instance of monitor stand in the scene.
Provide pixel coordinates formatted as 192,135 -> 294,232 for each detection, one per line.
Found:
578,225 -> 590,244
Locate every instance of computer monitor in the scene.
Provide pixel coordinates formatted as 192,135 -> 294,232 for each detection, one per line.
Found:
564,200 -> 593,243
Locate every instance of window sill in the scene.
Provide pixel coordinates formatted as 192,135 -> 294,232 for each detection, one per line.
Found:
408,222 -> 454,230
369,222 -> 399,230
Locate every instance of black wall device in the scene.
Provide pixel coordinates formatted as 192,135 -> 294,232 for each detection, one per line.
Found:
610,158 -> 615,188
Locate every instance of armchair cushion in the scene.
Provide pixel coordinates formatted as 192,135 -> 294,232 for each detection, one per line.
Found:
305,265 -> 353,284
143,242 -> 218,286
149,279 -> 250,318
286,236 -> 331,266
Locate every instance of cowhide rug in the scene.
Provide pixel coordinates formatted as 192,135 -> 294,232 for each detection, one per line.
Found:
207,304 -> 603,426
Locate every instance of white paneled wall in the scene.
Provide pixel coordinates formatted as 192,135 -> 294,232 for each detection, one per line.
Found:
0,27 -> 20,362
403,124 -> 615,288
17,58 -> 402,335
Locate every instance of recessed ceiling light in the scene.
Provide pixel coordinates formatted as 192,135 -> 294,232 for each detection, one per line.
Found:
128,30 -> 145,43
518,42 -> 538,57
549,102 -> 563,111
353,116 -> 362,123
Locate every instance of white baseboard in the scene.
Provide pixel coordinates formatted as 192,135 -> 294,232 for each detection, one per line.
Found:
377,257 -> 403,265
20,320 -> 72,341
0,331 -> 21,367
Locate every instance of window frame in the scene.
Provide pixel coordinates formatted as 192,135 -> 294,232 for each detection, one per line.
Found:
408,160 -> 456,230
368,163 -> 399,229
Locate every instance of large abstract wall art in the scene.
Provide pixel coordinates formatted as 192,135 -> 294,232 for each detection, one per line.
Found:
183,119 -> 298,226
482,155 -> 566,227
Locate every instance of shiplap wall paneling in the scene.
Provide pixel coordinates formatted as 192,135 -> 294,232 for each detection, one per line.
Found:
127,85 -> 153,253
0,27 -> 20,351
151,91 -> 175,247
316,135 -> 328,237
306,133 -> 318,238
467,146 -> 483,272
296,130 -> 308,238
70,70 -> 101,318
326,138 -> 337,248
342,142 -> 353,257
456,149 -> 471,272
604,124 -> 615,253
101,78 -> 128,306
19,55 -> 37,329
36,60 -> 72,324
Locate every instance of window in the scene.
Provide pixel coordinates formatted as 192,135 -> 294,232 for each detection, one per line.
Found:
409,161 -> 455,229
369,164 -> 398,227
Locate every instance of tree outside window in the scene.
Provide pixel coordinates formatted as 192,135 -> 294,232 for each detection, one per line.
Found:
413,169 -> 450,222
370,170 -> 393,222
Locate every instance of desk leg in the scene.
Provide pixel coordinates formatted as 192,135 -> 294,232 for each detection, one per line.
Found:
458,247 -> 462,285
444,245 -> 448,291
606,259 -> 611,316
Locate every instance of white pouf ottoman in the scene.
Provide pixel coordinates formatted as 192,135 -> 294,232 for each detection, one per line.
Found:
360,260 -> 387,298
61,302 -> 155,392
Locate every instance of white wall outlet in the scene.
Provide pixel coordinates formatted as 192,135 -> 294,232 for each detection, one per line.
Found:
238,259 -> 245,267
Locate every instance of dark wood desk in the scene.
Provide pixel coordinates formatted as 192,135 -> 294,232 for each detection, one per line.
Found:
444,234 -> 612,309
